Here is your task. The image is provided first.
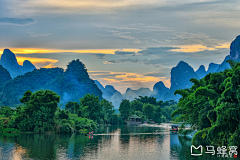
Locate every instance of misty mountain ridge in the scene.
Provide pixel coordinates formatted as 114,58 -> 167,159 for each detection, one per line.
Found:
0,54 -> 102,107
1,35 -> 240,107
0,49 -> 36,78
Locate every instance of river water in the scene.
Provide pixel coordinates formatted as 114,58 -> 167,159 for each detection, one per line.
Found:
0,125 -> 235,160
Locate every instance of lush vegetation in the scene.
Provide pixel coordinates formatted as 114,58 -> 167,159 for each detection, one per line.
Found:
119,96 -> 177,124
0,59 -> 102,107
0,90 -> 119,134
172,60 -> 240,146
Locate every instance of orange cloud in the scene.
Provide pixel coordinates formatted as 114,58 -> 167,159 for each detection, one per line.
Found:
16,56 -> 58,68
171,42 -> 230,52
0,48 -> 140,55
89,71 -> 170,93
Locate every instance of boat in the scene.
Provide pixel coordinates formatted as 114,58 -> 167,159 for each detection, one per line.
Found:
170,125 -> 179,131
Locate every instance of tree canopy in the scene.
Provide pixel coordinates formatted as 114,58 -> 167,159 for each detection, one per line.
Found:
172,60 -> 240,146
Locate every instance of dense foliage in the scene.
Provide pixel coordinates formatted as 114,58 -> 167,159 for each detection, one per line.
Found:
0,65 -> 11,90
0,90 -> 119,134
119,96 -> 177,124
0,59 -> 102,107
172,60 -> 240,146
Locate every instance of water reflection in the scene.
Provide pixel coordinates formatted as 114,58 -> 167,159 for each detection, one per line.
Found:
0,125 -> 233,160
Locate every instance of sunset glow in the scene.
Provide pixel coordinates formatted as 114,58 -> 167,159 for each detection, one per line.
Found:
0,48 -> 140,55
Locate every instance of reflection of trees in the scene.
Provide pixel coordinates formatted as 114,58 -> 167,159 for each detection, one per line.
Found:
73,126 -> 119,159
170,135 -> 220,160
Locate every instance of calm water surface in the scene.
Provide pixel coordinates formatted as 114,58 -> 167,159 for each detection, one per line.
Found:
0,125 -> 235,160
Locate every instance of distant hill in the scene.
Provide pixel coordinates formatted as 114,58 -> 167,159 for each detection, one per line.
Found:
94,80 -> 124,108
151,81 -> 169,100
124,87 -> 152,101
0,65 -> 11,90
0,59 -> 102,107
206,63 -> 219,74
196,65 -> 207,79
0,49 -> 36,78
163,61 -> 199,101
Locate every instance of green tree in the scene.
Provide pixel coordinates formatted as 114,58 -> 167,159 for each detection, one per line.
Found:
19,90 -> 60,132
65,101 -> 80,114
119,99 -> 131,120
135,96 -> 157,105
79,93 -> 102,121
20,90 -> 32,104
172,60 -> 240,146
153,106 -> 162,123
100,99 -> 114,124
131,100 -> 143,112
0,106 -> 13,117
142,103 -> 155,120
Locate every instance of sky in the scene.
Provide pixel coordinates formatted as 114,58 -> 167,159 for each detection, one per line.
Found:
0,0 -> 240,93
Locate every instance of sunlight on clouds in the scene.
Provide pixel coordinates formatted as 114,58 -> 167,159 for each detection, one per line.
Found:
9,0 -> 166,14
16,56 -> 58,68
215,42 -> 230,49
102,78 -> 121,83
0,48 -> 140,55
89,71 -> 170,92
171,43 -> 230,52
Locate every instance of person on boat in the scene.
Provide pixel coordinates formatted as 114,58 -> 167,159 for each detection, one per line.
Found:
171,125 -> 179,131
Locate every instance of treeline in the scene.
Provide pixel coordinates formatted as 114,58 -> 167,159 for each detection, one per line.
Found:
172,60 -> 240,146
119,96 -> 177,123
0,90 -> 121,134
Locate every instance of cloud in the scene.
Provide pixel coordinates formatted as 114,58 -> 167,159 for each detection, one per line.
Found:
106,30 -> 142,44
144,70 -> 171,78
138,47 -> 179,56
27,32 -> 52,37
105,59 -> 142,64
90,53 -> 106,59
0,17 -> 36,26
0,48 -> 140,55
5,0 -> 166,15
16,56 -> 58,68
88,71 -> 170,93
115,50 -> 136,56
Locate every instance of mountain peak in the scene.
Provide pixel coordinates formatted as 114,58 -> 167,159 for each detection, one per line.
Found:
1,49 -> 17,63
196,65 -> 207,79
105,85 -> 116,94
0,49 -> 36,78
22,60 -> 36,72
230,35 -> 240,60
151,81 -> 169,100
207,63 -> 219,74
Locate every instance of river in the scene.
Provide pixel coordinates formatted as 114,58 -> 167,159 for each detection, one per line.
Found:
0,125 -> 234,160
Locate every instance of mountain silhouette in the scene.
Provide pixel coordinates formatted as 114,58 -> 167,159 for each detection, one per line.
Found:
0,49 -> 36,78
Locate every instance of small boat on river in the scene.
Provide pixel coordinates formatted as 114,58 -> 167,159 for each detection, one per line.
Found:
170,125 -> 179,131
